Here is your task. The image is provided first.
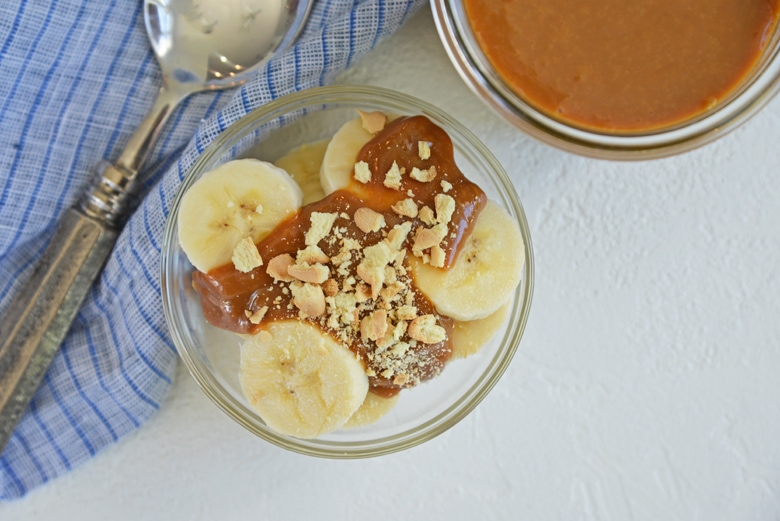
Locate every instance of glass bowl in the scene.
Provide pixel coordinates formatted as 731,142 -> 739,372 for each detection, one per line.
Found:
160,85 -> 534,457
432,0 -> 780,160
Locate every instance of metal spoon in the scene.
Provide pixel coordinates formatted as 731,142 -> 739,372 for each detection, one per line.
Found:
0,0 -> 312,454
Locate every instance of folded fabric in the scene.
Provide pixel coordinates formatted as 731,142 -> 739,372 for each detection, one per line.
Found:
0,0 -> 425,500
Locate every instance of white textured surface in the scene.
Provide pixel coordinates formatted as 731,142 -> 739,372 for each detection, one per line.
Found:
4,6 -> 780,520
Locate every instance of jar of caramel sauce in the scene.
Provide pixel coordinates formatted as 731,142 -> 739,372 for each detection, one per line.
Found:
433,0 -> 780,157
463,0 -> 780,131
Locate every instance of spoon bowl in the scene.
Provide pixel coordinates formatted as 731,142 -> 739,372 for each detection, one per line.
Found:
107,0 -> 314,182
146,0 -> 311,89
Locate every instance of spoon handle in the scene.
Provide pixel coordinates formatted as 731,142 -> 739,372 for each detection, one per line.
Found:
83,83 -> 193,226
0,209 -> 117,453
0,84 -> 189,454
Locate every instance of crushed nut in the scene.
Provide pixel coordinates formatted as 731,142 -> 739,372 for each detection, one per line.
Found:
355,282 -> 372,303
391,198 -> 418,218
296,245 -> 330,265
380,280 -> 403,301
375,324 -> 397,351
357,110 -> 387,134
356,266 -> 381,299
419,206 -> 435,225
287,262 -> 329,284
412,223 -> 448,252
266,254 -> 295,281
290,282 -> 326,318
383,161 -> 403,190
360,309 -> 388,341
440,180 -> 453,193
354,207 -> 386,233
410,165 -> 437,183
322,278 -> 339,297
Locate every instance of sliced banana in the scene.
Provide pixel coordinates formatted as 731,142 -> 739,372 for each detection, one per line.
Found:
410,201 -> 524,321
177,158 -> 303,273
344,392 -> 400,428
274,140 -> 328,205
319,117 -> 374,194
450,303 -> 510,359
239,320 -> 369,439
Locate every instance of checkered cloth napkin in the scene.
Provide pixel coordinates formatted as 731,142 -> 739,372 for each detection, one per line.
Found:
0,0 -> 425,500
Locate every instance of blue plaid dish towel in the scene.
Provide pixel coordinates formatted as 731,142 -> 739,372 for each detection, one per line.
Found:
0,0 -> 425,500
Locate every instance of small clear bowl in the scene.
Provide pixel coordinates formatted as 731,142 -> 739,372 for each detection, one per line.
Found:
160,85 -> 534,457
432,0 -> 780,160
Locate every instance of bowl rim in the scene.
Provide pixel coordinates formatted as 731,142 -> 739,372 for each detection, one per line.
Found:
160,83 -> 535,457
431,0 -> 780,160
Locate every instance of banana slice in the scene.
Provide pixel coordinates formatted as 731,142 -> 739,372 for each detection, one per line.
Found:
239,320 -> 369,439
450,303 -> 510,359
177,158 -> 303,273
274,140 -> 328,205
344,392 -> 400,428
319,117 -> 374,194
410,201 -> 524,321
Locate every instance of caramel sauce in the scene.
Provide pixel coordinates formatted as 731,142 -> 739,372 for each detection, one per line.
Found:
350,116 -> 486,268
464,0 -> 780,131
193,116 -> 486,395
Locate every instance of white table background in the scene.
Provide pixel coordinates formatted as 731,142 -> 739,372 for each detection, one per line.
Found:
4,6 -> 780,520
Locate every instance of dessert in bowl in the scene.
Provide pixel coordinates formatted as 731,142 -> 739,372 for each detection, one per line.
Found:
160,85 -> 533,456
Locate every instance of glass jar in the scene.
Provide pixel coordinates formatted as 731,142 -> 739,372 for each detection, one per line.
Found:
432,0 -> 780,159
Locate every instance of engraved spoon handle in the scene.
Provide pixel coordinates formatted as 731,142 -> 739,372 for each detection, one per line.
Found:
0,82 -> 190,455
0,209 -> 117,452
82,82 -> 193,226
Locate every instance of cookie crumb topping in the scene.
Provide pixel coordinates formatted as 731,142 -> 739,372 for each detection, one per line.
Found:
232,237 -> 263,273
354,161 -> 372,184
